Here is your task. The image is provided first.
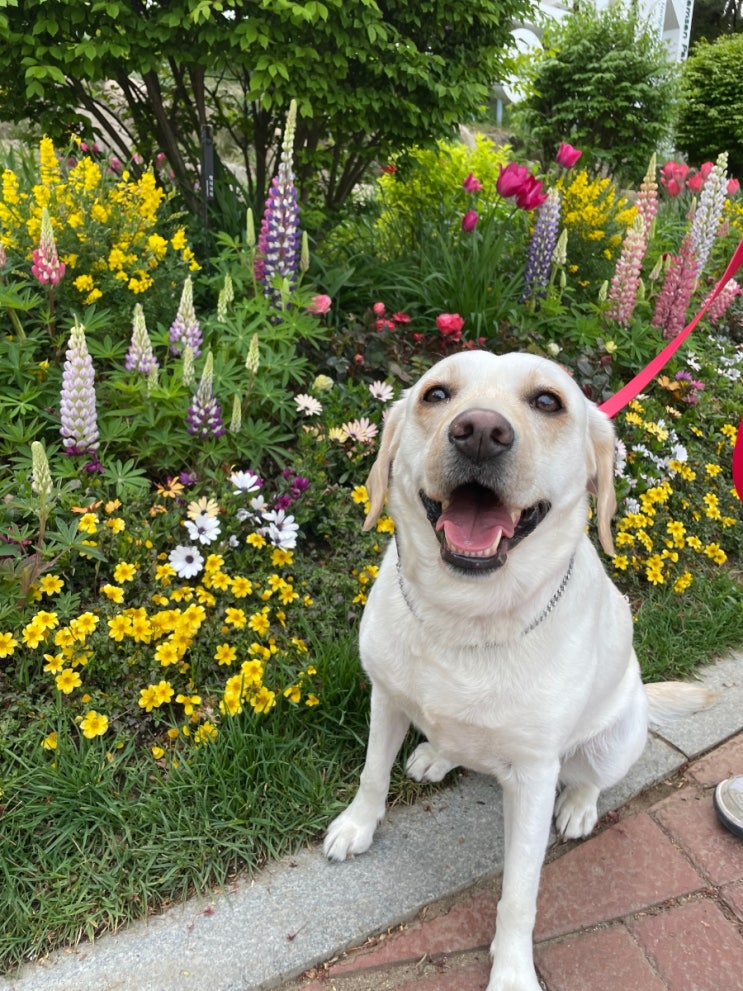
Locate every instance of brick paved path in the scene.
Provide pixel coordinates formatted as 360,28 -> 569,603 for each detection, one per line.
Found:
283,733 -> 743,991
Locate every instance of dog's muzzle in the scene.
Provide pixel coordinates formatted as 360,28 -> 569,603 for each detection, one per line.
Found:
420,485 -> 551,573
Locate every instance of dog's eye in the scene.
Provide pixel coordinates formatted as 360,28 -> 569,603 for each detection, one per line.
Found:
531,391 -> 563,414
421,385 -> 450,404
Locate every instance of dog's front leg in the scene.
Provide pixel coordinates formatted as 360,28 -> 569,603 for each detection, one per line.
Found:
487,761 -> 559,991
324,684 -> 410,862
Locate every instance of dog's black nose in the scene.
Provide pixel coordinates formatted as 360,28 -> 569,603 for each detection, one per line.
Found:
448,409 -> 514,462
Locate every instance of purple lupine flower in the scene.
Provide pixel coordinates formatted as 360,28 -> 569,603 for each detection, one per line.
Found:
690,151 -> 729,275
255,100 -> 301,306
60,318 -> 99,453
32,207 -> 65,286
522,188 -> 561,300
169,276 -> 202,356
651,231 -> 700,340
186,351 -> 225,438
125,303 -> 159,374
606,215 -> 646,327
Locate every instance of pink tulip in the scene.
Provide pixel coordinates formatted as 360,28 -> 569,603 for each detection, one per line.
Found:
308,294 -> 332,315
461,209 -> 479,232
462,172 -> 483,194
436,313 -> 465,342
514,175 -> 549,211
727,178 -> 740,196
496,162 -> 530,199
555,142 -> 582,168
686,172 -> 704,194
699,161 -> 715,179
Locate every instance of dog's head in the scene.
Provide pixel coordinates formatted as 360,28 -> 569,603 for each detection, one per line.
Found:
363,351 -> 617,574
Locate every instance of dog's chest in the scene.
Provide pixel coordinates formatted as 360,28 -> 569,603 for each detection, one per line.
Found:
368,639 -> 565,772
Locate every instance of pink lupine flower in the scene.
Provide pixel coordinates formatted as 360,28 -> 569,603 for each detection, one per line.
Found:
702,279 -> 742,324
652,231 -> 700,339
31,207 -> 65,286
606,216 -> 646,326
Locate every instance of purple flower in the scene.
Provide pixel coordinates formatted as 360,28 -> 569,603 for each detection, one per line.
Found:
125,303 -> 159,374
169,276 -> 202,357
60,319 -> 99,454
522,189 -> 561,300
186,352 -> 225,438
255,100 -> 301,306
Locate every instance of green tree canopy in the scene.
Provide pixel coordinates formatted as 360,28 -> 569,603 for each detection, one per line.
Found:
0,0 -> 532,223
512,2 -> 679,183
676,31 -> 743,177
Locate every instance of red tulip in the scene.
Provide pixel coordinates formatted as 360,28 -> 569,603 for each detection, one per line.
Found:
555,142 -> 582,168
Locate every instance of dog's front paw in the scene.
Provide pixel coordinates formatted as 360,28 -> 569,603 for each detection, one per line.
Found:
486,964 -> 543,991
323,804 -> 380,862
406,741 -> 456,783
555,783 -> 599,839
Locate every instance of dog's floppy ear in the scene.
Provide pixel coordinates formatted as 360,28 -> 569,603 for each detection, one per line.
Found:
362,400 -> 404,531
587,404 -> 617,556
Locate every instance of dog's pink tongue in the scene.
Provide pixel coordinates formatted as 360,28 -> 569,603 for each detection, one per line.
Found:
435,492 -> 516,552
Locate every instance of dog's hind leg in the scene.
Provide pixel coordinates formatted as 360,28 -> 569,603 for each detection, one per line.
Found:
324,684 -> 410,861
406,741 -> 457,782
556,699 -> 648,839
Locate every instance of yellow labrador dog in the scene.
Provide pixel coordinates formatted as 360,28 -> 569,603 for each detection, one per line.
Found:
324,351 -> 713,991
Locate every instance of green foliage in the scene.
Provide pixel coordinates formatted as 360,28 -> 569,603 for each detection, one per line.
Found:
677,32 -> 743,177
0,0 -> 533,224
513,2 -> 680,183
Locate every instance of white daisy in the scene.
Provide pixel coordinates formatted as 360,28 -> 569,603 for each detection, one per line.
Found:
260,509 -> 299,550
341,417 -> 379,444
231,470 -> 262,494
184,512 -> 221,545
368,381 -> 394,402
169,545 -> 204,579
294,393 -> 323,417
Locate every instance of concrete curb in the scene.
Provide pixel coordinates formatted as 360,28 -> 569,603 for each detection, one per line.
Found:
3,651 -> 742,991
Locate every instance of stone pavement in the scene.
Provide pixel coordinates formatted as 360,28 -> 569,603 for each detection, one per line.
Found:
2,652 -> 742,991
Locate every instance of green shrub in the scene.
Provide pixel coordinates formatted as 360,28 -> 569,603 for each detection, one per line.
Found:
677,33 -> 743,178
513,2 -> 680,183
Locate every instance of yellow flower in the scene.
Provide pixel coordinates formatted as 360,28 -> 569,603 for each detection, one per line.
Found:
377,516 -> 395,534
194,720 -> 218,745
230,575 -> 253,598
108,614 -> 132,641
77,512 -> 99,534
176,693 -> 201,715
155,639 -> 180,667
70,612 -> 98,639
105,517 -> 126,534
151,746 -> 165,760
271,548 -> 294,567
283,683 -> 302,704
35,610 -> 59,632
673,572 -> 693,594
613,555 -> 629,571
22,621 -> 46,649
352,485 -> 369,504
250,686 -> 276,714
246,532 -> 267,548
80,710 -> 109,739
155,563 -> 176,583
101,583 -> 125,604
56,668 -> 82,694
38,574 -> 64,596
225,607 -> 247,629
305,694 -> 319,707
214,643 -> 237,666
704,543 -> 727,565
43,652 -> 64,673
113,561 -> 137,583
0,632 -> 18,657
248,609 -> 271,637
42,731 -> 58,751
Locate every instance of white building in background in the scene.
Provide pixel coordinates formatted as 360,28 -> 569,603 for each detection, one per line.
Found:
500,0 -> 695,105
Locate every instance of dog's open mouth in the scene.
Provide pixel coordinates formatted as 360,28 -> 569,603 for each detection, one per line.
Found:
420,484 -> 551,573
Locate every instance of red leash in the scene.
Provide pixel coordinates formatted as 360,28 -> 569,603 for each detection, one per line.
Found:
598,238 -> 743,499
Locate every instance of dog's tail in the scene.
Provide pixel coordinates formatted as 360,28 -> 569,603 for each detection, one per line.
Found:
645,681 -> 718,730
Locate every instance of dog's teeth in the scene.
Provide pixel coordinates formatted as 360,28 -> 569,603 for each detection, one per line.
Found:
448,531 -> 503,558
510,510 -> 520,524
